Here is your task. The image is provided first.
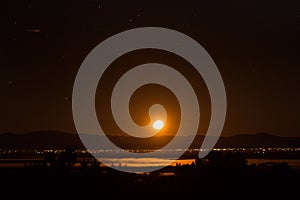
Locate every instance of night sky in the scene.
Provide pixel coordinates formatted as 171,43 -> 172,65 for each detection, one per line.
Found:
2,0 -> 300,137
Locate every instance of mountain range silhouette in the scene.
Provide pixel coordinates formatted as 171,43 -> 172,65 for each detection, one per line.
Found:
0,131 -> 299,150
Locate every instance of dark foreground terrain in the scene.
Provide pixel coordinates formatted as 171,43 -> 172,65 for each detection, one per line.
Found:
0,151 -> 299,200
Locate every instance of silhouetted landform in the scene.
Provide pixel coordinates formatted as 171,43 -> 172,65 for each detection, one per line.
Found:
0,131 -> 299,150
0,150 -> 299,199
215,132 -> 300,148
0,131 -> 82,150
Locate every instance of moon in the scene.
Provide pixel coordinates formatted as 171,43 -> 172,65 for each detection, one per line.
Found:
152,120 -> 164,130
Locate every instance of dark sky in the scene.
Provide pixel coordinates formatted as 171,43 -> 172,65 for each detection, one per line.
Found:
1,0 -> 300,136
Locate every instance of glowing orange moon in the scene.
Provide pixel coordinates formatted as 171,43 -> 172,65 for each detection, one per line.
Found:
152,120 -> 164,130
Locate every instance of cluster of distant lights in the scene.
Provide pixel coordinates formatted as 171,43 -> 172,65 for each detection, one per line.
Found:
74,147 -> 300,154
0,147 -> 299,155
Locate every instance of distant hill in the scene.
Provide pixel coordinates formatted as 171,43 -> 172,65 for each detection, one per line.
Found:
214,132 -> 300,148
0,131 -> 84,150
0,131 -> 299,150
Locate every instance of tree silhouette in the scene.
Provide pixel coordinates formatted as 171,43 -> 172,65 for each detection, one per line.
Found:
44,146 -> 77,168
